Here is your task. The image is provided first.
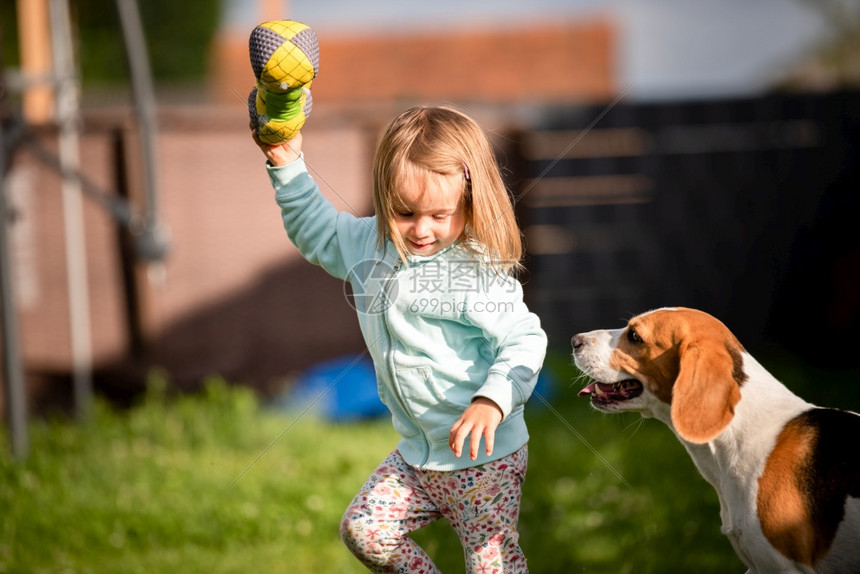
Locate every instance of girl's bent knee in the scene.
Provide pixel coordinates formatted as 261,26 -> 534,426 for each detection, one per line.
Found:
340,514 -> 393,569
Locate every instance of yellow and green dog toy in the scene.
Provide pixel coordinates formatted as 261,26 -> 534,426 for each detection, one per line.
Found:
248,20 -> 319,144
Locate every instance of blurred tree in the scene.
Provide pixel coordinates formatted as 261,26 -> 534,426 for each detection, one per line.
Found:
1,3 -> 21,72
789,0 -> 860,88
0,0 -> 222,87
75,0 -> 222,86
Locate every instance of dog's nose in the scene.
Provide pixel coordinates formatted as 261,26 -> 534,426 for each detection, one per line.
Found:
572,334 -> 585,350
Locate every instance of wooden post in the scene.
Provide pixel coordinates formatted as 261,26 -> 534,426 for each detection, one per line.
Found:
112,128 -> 150,357
17,0 -> 54,124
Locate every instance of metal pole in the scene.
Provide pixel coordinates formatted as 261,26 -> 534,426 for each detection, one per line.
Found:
115,0 -> 168,262
50,0 -> 93,420
0,120 -> 29,459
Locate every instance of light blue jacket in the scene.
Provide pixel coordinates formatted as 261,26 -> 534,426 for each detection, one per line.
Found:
268,157 -> 547,470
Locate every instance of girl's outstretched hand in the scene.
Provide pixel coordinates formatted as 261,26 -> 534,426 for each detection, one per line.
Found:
449,397 -> 503,460
250,124 -> 303,167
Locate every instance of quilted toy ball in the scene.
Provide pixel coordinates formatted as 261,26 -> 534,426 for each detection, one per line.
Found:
248,20 -> 319,144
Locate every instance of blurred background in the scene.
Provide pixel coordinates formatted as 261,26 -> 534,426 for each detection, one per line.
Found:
1,0 -> 859,418
2,1 -> 860,572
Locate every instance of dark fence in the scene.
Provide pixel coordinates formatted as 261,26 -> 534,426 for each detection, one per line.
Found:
514,90 -> 860,367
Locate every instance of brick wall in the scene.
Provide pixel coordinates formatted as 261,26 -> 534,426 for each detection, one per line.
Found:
3,108 -> 375,409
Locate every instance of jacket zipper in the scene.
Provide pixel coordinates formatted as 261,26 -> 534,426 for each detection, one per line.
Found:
380,258 -> 430,465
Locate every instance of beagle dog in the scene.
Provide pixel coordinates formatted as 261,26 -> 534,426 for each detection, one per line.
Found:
572,307 -> 860,574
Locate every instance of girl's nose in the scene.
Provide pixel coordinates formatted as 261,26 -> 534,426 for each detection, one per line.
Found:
413,217 -> 429,237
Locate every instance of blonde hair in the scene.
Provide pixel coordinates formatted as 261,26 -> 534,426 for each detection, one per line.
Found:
372,106 -> 522,273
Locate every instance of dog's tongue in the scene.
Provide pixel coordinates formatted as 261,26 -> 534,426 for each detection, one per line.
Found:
578,381 -> 623,397
578,382 -> 598,397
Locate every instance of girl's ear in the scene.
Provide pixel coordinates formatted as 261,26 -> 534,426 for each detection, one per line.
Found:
671,339 -> 742,444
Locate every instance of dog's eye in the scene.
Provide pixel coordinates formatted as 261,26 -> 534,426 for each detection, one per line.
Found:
627,328 -> 643,344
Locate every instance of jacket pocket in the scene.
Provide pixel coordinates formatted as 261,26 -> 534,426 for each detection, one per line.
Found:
395,366 -> 469,443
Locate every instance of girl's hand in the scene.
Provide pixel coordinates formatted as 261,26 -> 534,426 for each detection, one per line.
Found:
250,125 -> 303,167
449,398 -> 503,460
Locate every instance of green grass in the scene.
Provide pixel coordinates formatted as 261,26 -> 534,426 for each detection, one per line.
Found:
4,350 -> 856,573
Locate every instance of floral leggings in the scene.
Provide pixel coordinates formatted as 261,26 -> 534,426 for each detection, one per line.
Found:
340,446 -> 528,574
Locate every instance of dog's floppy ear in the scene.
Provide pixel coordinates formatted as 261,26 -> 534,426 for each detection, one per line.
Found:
671,339 -> 742,444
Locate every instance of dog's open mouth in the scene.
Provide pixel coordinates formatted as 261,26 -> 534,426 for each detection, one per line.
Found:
578,379 -> 644,405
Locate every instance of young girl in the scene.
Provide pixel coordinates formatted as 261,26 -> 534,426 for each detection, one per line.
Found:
253,105 -> 547,573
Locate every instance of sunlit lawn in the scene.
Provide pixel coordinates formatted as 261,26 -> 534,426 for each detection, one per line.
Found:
3,350 -> 855,573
